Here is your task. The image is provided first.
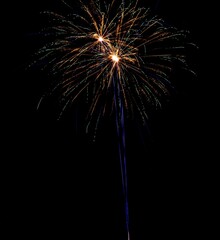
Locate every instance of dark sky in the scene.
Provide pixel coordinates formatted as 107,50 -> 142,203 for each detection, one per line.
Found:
2,1 -> 216,239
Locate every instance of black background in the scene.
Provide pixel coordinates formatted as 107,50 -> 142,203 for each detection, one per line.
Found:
1,1 -> 216,239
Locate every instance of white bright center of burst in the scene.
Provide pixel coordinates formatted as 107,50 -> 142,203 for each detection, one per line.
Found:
98,36 -> 104,42
111,54 -> 119,62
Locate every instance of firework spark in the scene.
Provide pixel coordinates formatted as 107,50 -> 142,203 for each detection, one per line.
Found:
31,0 -> 196,238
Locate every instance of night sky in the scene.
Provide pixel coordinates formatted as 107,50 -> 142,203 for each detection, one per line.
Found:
2,1 -> 216,239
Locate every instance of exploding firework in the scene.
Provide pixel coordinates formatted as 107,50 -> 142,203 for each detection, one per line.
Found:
33,0 -> 195,131
31,0 -> 196,239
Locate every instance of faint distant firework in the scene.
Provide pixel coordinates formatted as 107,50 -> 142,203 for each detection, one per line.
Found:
31,0 -> 196,239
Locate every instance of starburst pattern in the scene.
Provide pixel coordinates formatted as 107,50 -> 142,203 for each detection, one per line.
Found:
33,0 -> 195,132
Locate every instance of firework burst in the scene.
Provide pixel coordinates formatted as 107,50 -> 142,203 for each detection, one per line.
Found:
31,0 -> 196,238
33,0 -> 195,131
